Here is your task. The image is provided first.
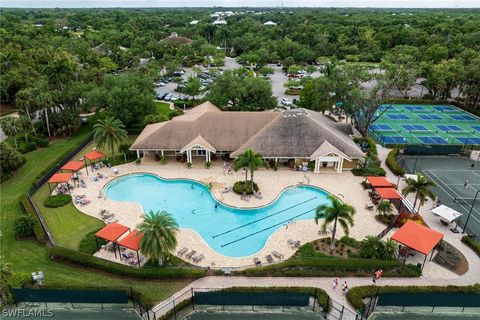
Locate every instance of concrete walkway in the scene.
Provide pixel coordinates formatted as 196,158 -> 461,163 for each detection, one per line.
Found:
150,144 -> 480,318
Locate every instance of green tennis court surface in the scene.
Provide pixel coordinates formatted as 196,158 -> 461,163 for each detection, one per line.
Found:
370,104 -> 480,147
186,311 -> 322,319
1,308 -> 140,320
399,156 -> 480,237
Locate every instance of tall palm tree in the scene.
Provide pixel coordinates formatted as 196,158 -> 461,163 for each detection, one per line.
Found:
37,91 -> 54,138
401,173 -> 436,212
137,210 -> 179,265
93,116 -> 128,164
17,116 -> 31,142
376,200 -> 393,216
0,116 -> 19,148
15,88 -> 38,136
234,149 -> 266,192
315,195 -> 356,250
43,58 -> 75,91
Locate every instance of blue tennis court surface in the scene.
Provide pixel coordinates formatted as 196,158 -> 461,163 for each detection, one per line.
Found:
418,114 -> 442,120
402,124 -> 428,131
417,136 -> 449,144
387,114 -> 409,120
436,125 -> 463,131
382,136 -> 409,144
470,125 -> 480,131
405,105 -> 425,112
450,114 -> 476,121
456,137 -> 480,145
433,106 -> 457,112
370,124 -> 393,131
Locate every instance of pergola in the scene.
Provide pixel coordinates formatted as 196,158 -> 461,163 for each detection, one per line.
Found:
60,161 -> 84,179
47,173 -> 73,194
392,220 -> 444,269
117,230 -> 144,267
83,150 -> 106,175
366,176 -> 393,188
375,187 -> 402,200
94,222 -> 130,258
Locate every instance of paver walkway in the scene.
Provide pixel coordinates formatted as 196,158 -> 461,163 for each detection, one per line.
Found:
150,144 -> 480,318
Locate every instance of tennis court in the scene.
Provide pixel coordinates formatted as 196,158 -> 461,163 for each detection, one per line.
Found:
399,156 -> 480,237
186,311 -> 322,319
369,104 -> 480,148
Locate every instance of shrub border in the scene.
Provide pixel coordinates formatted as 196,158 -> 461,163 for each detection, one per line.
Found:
385,148 -> 405,176
461,236 -> 480,257
19,195 -> 48,244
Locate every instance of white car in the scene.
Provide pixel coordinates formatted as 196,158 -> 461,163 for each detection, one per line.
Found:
159,82 -> 166,87
281,98 -> 292,106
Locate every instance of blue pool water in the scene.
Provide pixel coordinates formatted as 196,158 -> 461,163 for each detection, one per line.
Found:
104,173 -> 331,257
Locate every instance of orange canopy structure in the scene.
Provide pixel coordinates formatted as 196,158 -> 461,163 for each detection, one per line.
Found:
367,176 -> 393,188
95,223 -> 130,242
375,187 -> 402,200
118,230 -> 144,251
85,150 -> 106,161
48,173 -> 73,184
61,161 -> 84,172
392,220 -> 443,255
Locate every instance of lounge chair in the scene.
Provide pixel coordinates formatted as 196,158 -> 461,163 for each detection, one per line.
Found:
254,191 -> 262,199
177,247 -> 188,256
112,168 -> 119,174
365,204 -> 374,211
193,254 -> 205,263
272,250 -> 284,259
288,239 -> 301,248
220,187 -> 231,194
185,250 -> 196,259
266,255 -> 274,263
254,257 -> 261,265
80,180 -> 87,188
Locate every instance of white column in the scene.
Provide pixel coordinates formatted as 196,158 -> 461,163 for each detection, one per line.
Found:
136,150 -> 140,159
161,150 -> 164,156
314,159 -> 319,173
206,151 -> 209,162
339,158 -> 344,172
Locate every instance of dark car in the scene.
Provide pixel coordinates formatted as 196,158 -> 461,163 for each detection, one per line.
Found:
156,93 -> 167,100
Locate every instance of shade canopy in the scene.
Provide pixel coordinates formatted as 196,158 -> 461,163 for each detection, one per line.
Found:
85,150 -> 106,161
95,223 -> 130,242
118,230 -> 144,251
375,187 -> 402,200
61,161 -> 84,172
48,173 -> 73,184
431,205 -> 463,223
392,220 -> 444,255
367,176 -> 393,188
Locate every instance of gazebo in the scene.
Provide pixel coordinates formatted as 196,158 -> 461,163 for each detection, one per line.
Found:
47,173 -> 73,194
117,230 -> 144,267
392,220 -> 444,269
366,176 -> 394,188
375,187 -> 402,200
83,150 -> 106,175
60,161 -> 84,179
94,222 -> 130,258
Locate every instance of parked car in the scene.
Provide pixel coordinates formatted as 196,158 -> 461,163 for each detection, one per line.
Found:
164,94 -> 173,101
171,94 -> 180,101
281,98 -> 292,106
156,93 -> 167,100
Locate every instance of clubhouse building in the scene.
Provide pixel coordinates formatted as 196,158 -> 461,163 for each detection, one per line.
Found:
130,102 -> 364,173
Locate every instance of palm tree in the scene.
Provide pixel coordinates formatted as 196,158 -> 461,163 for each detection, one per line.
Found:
234,149 -> 266,192
401,173 -> 436,212
93,117 -> 128,164
315,195 -> 356,250
360,235 -> 383,259
43,58 -> 75,91
382,238 -> 397,261
37,91 -> 54,138
137,210 -> 179,265
376,200 -> 393,216
17,116 -> 31,142
15,88 -> 38,136
0,116 -> 19,148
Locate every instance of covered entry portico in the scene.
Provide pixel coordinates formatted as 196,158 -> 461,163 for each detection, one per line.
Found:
309,141 -> 350,173
180,135 -> 216,163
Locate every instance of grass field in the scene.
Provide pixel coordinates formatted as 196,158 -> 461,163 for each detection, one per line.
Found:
155,101 -> 171,117
0,122 -> 190,306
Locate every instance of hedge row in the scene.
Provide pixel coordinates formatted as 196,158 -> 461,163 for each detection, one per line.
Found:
352,166 -> 386,177
385,148 -> 405,176
347,284 -> 480,312
44,194 -> 72,208
19,195 -> 48,244
384,98 -> 450,105
462,236 -> 480,257
78,228 -> 107,254
236,258 -> 421,277
48,246 -> 207,279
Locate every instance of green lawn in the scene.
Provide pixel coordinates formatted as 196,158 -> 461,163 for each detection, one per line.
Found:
155,101 -> 171,117
0,124 -> 190,306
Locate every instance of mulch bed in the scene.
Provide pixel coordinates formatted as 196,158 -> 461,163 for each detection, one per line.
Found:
433,240 -> 469,275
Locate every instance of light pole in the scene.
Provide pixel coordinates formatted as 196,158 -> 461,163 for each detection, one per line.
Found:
462,189 -> 480,234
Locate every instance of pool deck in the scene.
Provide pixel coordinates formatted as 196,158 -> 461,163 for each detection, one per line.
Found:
71,158 -> 386,268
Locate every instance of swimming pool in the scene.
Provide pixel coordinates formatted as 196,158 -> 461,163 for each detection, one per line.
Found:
104,173 -> 332,257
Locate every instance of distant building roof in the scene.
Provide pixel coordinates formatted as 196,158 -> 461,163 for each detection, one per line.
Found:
159,32 -> 192,45
212,19 -> 227,25
264,21 -> 277,26
190,20 -> 199,25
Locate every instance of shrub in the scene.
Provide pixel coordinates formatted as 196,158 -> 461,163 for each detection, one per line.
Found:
232,181 -> 259,195
135,158 -> 141,164
461,236 -> 480,257
0,142 -> 26,182
44,194 -> 72,208
18,141 -> 37,153
186,162 -> 192,168
36,137 -> 50,147
19,196 -> 47,244
205,161 -> 211,168
48,246 -> 207,279
160,155 -> 167,164
339,236 -> 361,249
352,166 -> 386,176
237,257 -> 421,277
375,213 -> 395,226
168,109 -> 184,118
386,148 -> 405,176
79,228 -> 107,254
174,100 -> 193,109
15,214 -> 37,238
347,285 -> 480,312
